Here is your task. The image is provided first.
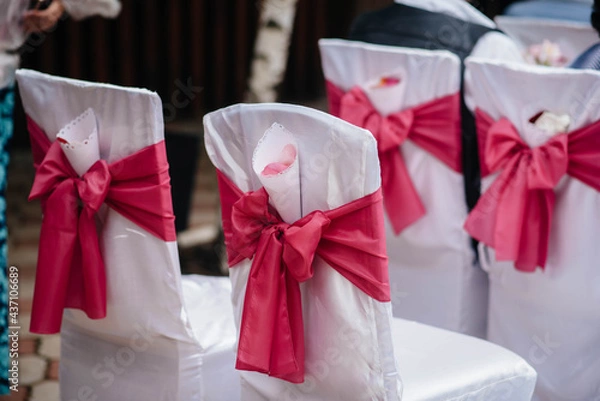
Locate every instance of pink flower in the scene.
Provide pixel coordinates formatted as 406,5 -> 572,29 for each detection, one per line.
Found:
525,40 -> 568,67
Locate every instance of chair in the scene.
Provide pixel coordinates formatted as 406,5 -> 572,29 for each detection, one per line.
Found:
16,69 -> 240,401
495,16 -> 598,66
465,58 -> 600,401
204,102 -> 537,400
319,38 -> 488,338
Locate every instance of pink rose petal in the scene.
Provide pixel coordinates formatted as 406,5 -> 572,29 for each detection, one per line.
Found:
261,144 -> 297,176
280,144 -> 297,165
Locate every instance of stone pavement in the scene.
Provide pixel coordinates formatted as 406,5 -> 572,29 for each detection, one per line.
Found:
1,134 -> 221,401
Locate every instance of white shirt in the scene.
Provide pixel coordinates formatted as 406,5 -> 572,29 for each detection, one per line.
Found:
0,0 -> 121,88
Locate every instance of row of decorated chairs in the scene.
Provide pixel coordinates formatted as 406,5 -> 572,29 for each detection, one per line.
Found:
18,68 -> 537,400
17,35 -> 599,401
320,38 -> 600,401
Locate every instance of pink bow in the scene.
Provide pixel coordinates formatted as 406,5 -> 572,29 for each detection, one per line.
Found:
27,116 -> 177,333
465,109 -> 600,271
217,170 -> 390,383
326,81 -> 462,234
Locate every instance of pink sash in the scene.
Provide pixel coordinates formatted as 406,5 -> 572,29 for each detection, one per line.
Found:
326,81 -> 462,234
465,109 -> 600,271
27,116 -> 177,334
218,170 -> 390,383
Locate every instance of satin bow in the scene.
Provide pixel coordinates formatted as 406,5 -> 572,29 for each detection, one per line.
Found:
326,81 -> 462,234
27,116 -> 177,334
465,109 -> 600,271
217,170 -> 390,383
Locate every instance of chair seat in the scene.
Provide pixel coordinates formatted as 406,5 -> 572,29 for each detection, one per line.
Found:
181,275 -> 240,401
183,276 -> 536,401
392,319 -> 536,401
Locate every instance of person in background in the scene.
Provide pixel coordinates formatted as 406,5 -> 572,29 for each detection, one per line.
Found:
503,0 -> 593,23
0,0 -> 121,394
571,0 -> 600,69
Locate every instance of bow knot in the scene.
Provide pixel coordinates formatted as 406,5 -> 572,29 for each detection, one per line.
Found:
75,160 -> 112,212
340,87 -> 414,154
380,109 -> 414,152
485,118 -> 568,191
230,187 -> 331,284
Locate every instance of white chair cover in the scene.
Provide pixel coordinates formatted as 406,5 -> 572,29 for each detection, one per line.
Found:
16,69 -> 240,401
495,16 -> 598,65
319,39 -> 488,338
205,102 -> 538,401
465,59 -> 600,401
204,102 -> 402,401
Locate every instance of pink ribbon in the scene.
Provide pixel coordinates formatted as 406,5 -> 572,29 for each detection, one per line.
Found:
217,170 -> 390,383
326,81 -> 462,234
27,116 -> 177,334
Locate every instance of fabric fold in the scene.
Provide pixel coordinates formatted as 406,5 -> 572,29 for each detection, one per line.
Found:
27,116 -> 177,334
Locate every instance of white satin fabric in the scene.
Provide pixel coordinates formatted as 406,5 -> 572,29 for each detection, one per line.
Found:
495,16 -> 598,65
204,103 -> 403,401
319,39 -> 488,338
394,319 -> 536,401
465,59 -> 600,401
16,69 -> 239,401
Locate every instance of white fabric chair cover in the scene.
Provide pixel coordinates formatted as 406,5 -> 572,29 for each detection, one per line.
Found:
319,39 -> 488,338
495,16 -> 598,65
204,102 -> 537,401
204,102 -> 402,401
465,59 -> 600,401
16,69 -> 240,401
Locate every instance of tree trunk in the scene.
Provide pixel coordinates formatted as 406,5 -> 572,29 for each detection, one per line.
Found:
245,0 -> 299,103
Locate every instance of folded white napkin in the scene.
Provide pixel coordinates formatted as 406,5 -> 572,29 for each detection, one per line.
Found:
56,108 -> 101,176
253,122 -> 301,223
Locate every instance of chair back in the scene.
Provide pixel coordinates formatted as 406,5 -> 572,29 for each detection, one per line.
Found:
319,39 -> 488,337
17,69 -> 204,400
204,102 -> 402,400
465,58 -> 600,401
